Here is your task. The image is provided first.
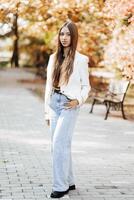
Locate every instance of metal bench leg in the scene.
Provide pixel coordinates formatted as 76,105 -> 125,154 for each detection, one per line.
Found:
104,101 -> 108,109
105,102 -> 111,120
121,102 -> 126,119
90,99 -> 96,113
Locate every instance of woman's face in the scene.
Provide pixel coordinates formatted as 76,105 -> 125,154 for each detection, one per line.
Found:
59,26 -> 71,48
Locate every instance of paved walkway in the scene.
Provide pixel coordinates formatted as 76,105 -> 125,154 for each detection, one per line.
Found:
0,68 -> 134,200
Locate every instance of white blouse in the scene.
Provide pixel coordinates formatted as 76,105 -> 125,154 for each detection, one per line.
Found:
44,51 -> 90,120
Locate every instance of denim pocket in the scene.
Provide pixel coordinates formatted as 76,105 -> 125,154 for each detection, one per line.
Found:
49,93 -> 56,110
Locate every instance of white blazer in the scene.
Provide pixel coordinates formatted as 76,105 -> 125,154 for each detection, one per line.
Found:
44,51 -> 90,120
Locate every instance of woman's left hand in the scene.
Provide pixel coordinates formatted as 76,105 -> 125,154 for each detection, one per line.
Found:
64,99 -> 79,109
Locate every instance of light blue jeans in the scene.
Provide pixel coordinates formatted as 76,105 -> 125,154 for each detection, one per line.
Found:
49,91 -> 79,191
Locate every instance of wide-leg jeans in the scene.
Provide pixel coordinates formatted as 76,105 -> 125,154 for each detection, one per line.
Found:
49,91 -> 79,191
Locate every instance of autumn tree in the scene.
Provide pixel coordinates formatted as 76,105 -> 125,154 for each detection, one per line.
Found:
0,0 -> 110,68
0,0 -> 52,67
102,0 -> 134,79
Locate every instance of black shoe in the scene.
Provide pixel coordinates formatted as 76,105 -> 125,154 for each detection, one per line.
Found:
50,189 -> 69,198
69,184 -> 76,190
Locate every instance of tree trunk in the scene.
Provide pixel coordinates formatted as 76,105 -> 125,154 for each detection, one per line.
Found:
11,12 -> 19,68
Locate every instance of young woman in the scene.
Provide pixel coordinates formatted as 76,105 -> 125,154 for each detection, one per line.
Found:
44,21 -> 90,198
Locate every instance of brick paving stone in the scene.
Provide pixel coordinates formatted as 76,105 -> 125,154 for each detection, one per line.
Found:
0,68 -> 134,200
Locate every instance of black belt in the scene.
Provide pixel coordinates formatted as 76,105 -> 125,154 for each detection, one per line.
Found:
53,88 -> 71,100
53,88 -> 62,94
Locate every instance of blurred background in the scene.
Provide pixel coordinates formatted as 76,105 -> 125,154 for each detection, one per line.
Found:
0,0 -> 134,118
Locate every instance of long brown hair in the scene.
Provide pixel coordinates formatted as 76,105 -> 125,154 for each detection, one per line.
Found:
52,21 -> 78,87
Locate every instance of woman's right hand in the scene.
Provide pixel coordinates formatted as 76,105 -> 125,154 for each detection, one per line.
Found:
46,120 -> 50,126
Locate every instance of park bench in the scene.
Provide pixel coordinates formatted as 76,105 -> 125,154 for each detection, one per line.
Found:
89,79 -> 130,120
